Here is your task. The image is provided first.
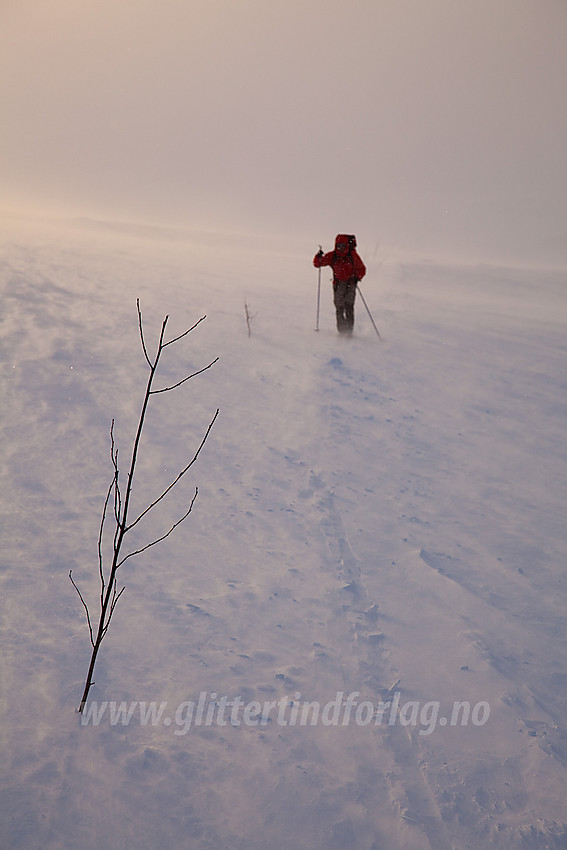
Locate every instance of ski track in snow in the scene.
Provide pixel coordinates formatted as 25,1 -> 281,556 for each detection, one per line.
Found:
1,215 -> 567,849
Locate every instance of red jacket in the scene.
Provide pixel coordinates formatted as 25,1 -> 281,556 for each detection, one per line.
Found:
313,234 -> 366,284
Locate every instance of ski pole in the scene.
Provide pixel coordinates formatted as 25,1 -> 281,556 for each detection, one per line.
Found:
357,285 -> 382,340
315,246 -> 322,331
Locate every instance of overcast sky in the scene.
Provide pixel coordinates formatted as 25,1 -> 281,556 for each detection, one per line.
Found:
2,0 -> 566,264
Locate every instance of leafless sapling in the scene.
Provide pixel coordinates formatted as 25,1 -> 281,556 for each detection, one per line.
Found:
70,300 -> 219,713
244,300 -> 255,337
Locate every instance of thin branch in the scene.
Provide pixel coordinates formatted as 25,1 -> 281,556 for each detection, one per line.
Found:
163,315 -> 207,348
100,579 -> 121,639
157,315 -> 169,352
150,357 -> 220,394
98,477 -> 114,600
244,301 -> 253,337
137,298 -> 153,368
117,489 -> 199,567
112,470 -> 122,548
69,571 -> 95,647
113,472 -> 121,528
109,422 -> 121,525
104,584 -> 126,633
125,408 -> 219,532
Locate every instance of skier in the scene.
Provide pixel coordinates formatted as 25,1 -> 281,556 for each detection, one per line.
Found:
313,234 -> 366,335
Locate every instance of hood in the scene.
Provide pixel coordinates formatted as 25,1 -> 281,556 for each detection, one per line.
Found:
335,234 -> 356,250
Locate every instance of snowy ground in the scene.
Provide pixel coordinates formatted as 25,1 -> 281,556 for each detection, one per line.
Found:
1,214 -> 566,849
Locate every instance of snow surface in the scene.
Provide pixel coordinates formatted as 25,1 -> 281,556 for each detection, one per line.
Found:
1,214 -> 567,849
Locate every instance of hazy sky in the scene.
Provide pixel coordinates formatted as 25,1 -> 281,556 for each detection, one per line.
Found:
2,0 -> 566,264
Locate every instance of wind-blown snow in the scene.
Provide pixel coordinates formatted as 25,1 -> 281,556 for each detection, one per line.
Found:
1,215 -> 566,849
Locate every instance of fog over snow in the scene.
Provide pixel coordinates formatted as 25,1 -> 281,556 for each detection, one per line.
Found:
1,0 -> 566,265
1,211 -> 566,848
1,1 -> 567,849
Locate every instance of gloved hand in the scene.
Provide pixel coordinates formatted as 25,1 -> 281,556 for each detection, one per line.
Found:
316,248 -> 324,258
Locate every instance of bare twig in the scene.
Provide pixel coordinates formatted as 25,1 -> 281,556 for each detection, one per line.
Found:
118,487 -> 200,567
150,357 -> 219,394
69,571 -> 94,647
163,315 -> 207,347
137,300 -> 152,368
71,302 -> 218,713
244,301 -> 254,337
125,408 -> 219,532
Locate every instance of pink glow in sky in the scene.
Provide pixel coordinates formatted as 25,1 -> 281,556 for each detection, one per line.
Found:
1,0 -> 566,264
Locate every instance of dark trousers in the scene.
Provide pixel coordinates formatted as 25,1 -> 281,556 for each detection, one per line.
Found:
333,279 -> 357,333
